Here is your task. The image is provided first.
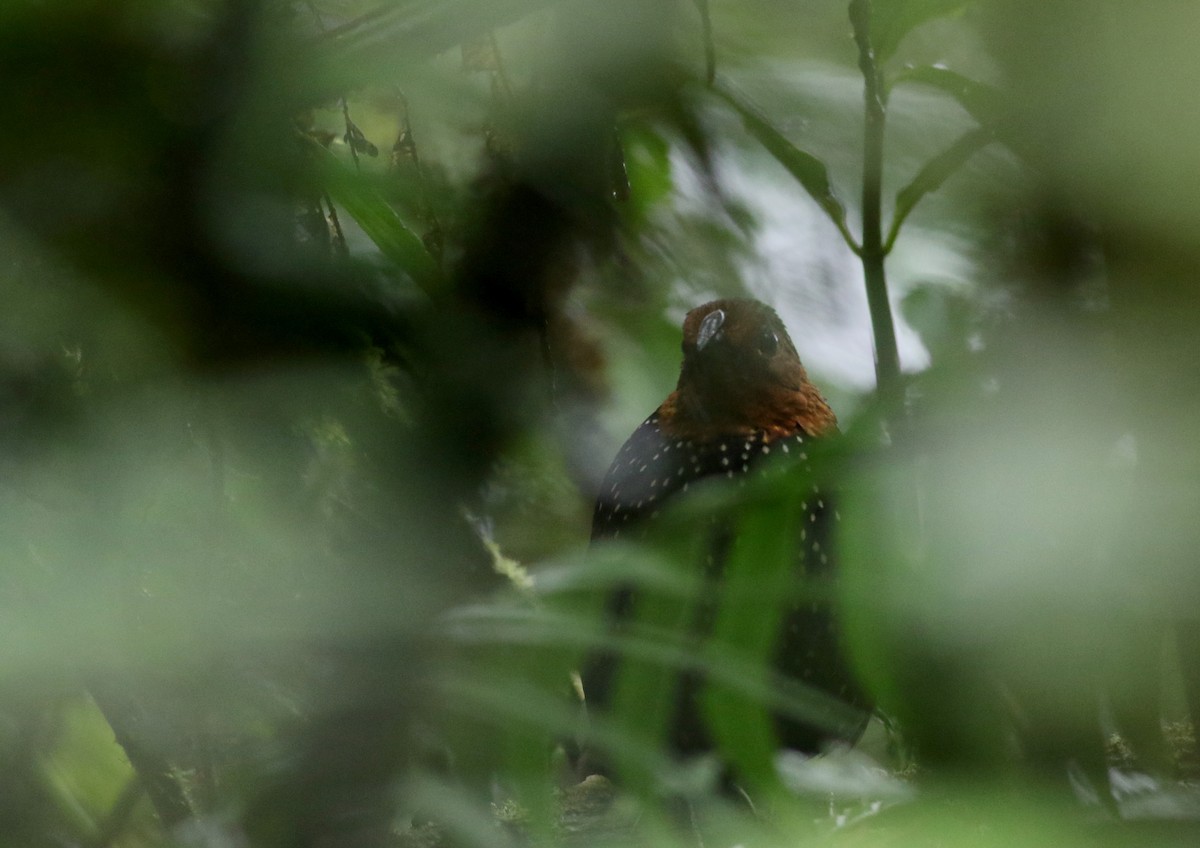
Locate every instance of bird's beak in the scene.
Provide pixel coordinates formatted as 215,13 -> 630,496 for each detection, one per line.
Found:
696,308 -> 725,351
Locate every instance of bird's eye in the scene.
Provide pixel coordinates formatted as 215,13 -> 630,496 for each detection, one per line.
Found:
757,328 -> 779,356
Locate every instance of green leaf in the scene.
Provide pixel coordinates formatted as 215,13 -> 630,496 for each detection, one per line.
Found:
607,529 -> 708,792
870,0 -> 974,62
317,0 -> 564,73
700,499 -> 795,795
317,147 -> 442,293
711,78 -> 858,253
618,123 -> 673,222
892,64 -> 1007,126
885,126 -> 994,253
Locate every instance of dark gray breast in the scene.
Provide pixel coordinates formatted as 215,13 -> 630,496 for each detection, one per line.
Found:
591,413 -> 816,541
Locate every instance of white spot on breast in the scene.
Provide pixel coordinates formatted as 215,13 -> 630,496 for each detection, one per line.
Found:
675,441 -> 684,448
819,553 -> 828,565
741,463 -> 749,472
682,482 -> 690,492
809,513 -> 817,523
761,445 -> 770,455
799,452 -> 808,461
781,443 -> 789,454
800,529 -> 807,541
721,456 -> 729,467
726,470 -> 734,479
719,443 -> 727,452
817,499 -> 825,509
652,453 -> 660,461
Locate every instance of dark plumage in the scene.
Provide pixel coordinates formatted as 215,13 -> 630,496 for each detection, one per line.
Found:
586,298 -> 869,766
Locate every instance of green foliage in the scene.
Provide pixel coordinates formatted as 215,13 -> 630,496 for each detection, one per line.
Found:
700,495 -> 798,796
713,77 -> 857,253
886,126 -> 994,252
870,0 -> 976,62
891,64 -> 1007,125
317,145 -> 444,290
3,1 -> 1200,847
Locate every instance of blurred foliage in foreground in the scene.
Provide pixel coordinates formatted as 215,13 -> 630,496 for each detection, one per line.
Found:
2,0 -> 1200,846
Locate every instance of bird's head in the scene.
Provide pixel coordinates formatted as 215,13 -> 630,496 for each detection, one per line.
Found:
664,298 -> 836,439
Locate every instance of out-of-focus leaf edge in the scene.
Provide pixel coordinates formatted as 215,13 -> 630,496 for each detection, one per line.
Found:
710,77 -> 860,255
313,0 -> 564,70
316,146 -> 443,294
884,126 -> 995,253
871,0 -> 975,63
700,503 -> 794,794
890,64 -> 1006,127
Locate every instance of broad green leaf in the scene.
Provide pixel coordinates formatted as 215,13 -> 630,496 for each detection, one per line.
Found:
712,78 -> 857,253
885,126 -> 994,253
317,147 -> 443,292
871,0 -> 974,62
892,64 -> 1007,126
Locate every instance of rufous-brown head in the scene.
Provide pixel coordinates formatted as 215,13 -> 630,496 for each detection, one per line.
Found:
659,298 -> 836,441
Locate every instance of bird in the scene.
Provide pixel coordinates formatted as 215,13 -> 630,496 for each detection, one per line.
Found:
584,297 -> 870,771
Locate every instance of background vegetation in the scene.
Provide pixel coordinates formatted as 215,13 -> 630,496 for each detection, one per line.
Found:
2,0 -> 1199,845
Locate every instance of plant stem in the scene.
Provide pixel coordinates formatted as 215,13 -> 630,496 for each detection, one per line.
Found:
849,0 -> 902,407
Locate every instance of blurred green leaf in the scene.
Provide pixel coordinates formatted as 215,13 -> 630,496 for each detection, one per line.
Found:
317,146 -> 443,291
619,124 -> 673,222
564,534 -> 707,794
316,0 -> 564,74
892,64 -> 1007,126
712,77 -> 858,253
700,502 -> 794,794
885,126 -> 994,252
871,0 -> 974,62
